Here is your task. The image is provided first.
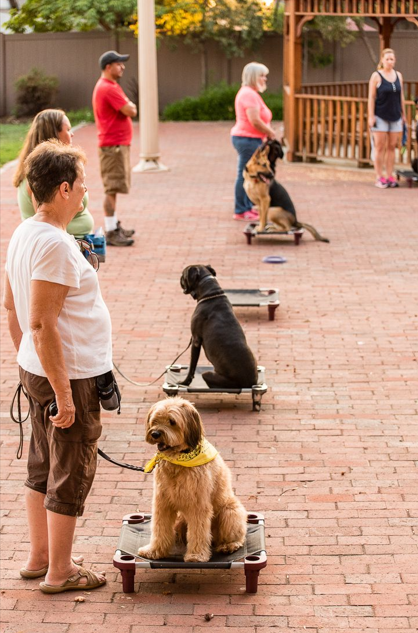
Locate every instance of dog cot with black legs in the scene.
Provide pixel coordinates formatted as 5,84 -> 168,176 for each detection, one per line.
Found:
395,169 -> 418,188
243,222 -> 304,245
113,512 -> 267,594
162,365 -> 267,411
224,288 -> 280,321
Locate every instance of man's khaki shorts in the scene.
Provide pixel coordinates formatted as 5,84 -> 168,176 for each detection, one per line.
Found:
98,144 -> 131,195
20,367 -> 102,517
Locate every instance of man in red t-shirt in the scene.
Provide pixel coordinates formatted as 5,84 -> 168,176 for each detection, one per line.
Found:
92,51 -> 137,247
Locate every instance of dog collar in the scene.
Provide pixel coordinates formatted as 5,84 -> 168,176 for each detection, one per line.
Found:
197,292 -> 225,304
144,438 -> 218,473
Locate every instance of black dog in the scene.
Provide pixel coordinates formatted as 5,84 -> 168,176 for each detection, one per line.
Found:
179,265 -> 258,389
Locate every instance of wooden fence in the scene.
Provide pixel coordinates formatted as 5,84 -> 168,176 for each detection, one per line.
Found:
294,0 -> 418,16
294,93 -> 416,165
302,81 -> 418,100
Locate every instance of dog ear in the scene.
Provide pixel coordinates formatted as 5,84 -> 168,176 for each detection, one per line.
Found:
145,403 -> 156,430
182,402 -> 203,448
275,140 -> 284,160
206,265 -> 216,277
181,266 -> 199,294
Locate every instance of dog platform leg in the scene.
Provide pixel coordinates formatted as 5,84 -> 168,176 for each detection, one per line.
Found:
113,552 -> 136,593
252,390 -> 263,412
244,551 -> 267,593
268,304 -> 279,321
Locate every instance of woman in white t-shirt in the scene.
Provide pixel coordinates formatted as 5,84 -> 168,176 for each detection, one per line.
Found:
230,62 -> 276,221
4,140 -> 110,594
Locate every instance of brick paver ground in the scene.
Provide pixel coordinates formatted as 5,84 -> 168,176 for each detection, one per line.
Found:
1,122 -> 417,633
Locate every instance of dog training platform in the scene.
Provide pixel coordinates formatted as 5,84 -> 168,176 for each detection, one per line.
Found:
224,288 -> 279,321
162,365 -> 267,411
244,222 -> 304,245
113,512 -> 267,593
396,169 -> 418,188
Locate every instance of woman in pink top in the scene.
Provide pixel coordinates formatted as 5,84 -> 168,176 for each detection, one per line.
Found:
231,62 -> 276,220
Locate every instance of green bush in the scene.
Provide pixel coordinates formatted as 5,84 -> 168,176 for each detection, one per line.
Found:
66,108 -> 95,125
162,82 -> 283,121
14,67 -> 59,117
263,92 -> 283,121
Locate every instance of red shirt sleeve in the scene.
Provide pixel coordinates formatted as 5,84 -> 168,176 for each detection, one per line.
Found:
105,83 -> 128,112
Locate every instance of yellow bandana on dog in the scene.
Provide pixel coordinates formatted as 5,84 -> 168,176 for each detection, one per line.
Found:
144,438 -> 218,473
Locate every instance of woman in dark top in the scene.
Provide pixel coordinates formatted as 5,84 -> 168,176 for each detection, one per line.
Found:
368,48 -> 406,188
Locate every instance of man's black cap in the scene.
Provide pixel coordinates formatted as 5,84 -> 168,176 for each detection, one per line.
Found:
99,50 -> 130,70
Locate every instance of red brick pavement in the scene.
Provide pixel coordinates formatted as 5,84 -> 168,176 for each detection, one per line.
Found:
1,122 -> 417,632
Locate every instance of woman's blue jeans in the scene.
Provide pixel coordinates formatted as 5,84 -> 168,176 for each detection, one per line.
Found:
231,135 -> 263,215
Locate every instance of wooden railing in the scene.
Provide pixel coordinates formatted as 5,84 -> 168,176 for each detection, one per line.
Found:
294,93 -> 416,165
294,0 -> 418,16
302,81 -> 418,101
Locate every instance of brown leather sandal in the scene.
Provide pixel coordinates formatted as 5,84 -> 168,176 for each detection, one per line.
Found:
39,566 -> 106,593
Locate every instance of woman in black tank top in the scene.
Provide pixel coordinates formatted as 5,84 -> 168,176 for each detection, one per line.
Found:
368,48 -> 406,189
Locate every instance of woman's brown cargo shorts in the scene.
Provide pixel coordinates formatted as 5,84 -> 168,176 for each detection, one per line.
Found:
19,367 -> 102,517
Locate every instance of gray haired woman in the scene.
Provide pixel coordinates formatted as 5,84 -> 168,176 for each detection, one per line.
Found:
230,62 -> 276,221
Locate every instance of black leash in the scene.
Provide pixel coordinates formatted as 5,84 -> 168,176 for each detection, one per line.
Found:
10,381 -> 146,472
10,341 -> 193,471
10,382 -> 29,460
97,448 -> 145,472
99,339 -> 193,471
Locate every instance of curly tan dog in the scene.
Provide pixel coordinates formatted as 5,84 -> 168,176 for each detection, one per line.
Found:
137,397 -> 247,563
243,140 -> 329,242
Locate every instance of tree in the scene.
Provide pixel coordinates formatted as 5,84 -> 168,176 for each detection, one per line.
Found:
132,0 -> 267,88
5,0 -> 136,33
304,16 -> 361,69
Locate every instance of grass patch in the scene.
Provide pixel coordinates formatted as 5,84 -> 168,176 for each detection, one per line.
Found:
0,123 -> 30,167
0,108 -> 94,167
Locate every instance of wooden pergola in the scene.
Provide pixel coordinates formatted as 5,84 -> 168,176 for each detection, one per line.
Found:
283,1 -> 418,166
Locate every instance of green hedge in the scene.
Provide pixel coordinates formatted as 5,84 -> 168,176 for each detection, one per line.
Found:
163,82 -> 283,121
66,108 -> 95,125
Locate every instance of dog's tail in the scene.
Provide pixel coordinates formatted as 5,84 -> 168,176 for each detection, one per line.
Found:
295,221 -> 330,243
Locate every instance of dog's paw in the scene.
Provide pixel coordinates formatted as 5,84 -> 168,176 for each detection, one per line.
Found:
184,551 -> 211,563
214,541 -> 244,555
137,546 -> 163,560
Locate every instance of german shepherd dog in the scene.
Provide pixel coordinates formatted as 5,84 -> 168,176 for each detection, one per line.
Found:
243,140 -> 329,242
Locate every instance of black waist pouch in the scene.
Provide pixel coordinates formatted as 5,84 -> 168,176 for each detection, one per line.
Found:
96,370 -> 121,414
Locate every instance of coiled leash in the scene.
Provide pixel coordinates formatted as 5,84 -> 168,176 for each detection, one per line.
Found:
10,382 -> 29,460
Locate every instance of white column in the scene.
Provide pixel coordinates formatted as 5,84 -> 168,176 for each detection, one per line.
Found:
133,0 -> 168,173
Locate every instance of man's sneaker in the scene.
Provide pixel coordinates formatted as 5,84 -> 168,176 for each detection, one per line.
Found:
233,210 -> 260,221
375,177 -> 389,189
106,228 -> 134,247
387,176 -> 399,188
116,221 -> 135,237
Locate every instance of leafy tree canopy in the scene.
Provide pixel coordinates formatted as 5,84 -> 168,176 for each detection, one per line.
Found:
5,0 -> 137,33
305,16 -> 362,67
131,0 -> 269,59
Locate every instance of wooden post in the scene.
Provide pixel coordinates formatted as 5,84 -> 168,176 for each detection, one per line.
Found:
133,0 -> 168,173
379,17 -> 395,52
283,0 -> 303,162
